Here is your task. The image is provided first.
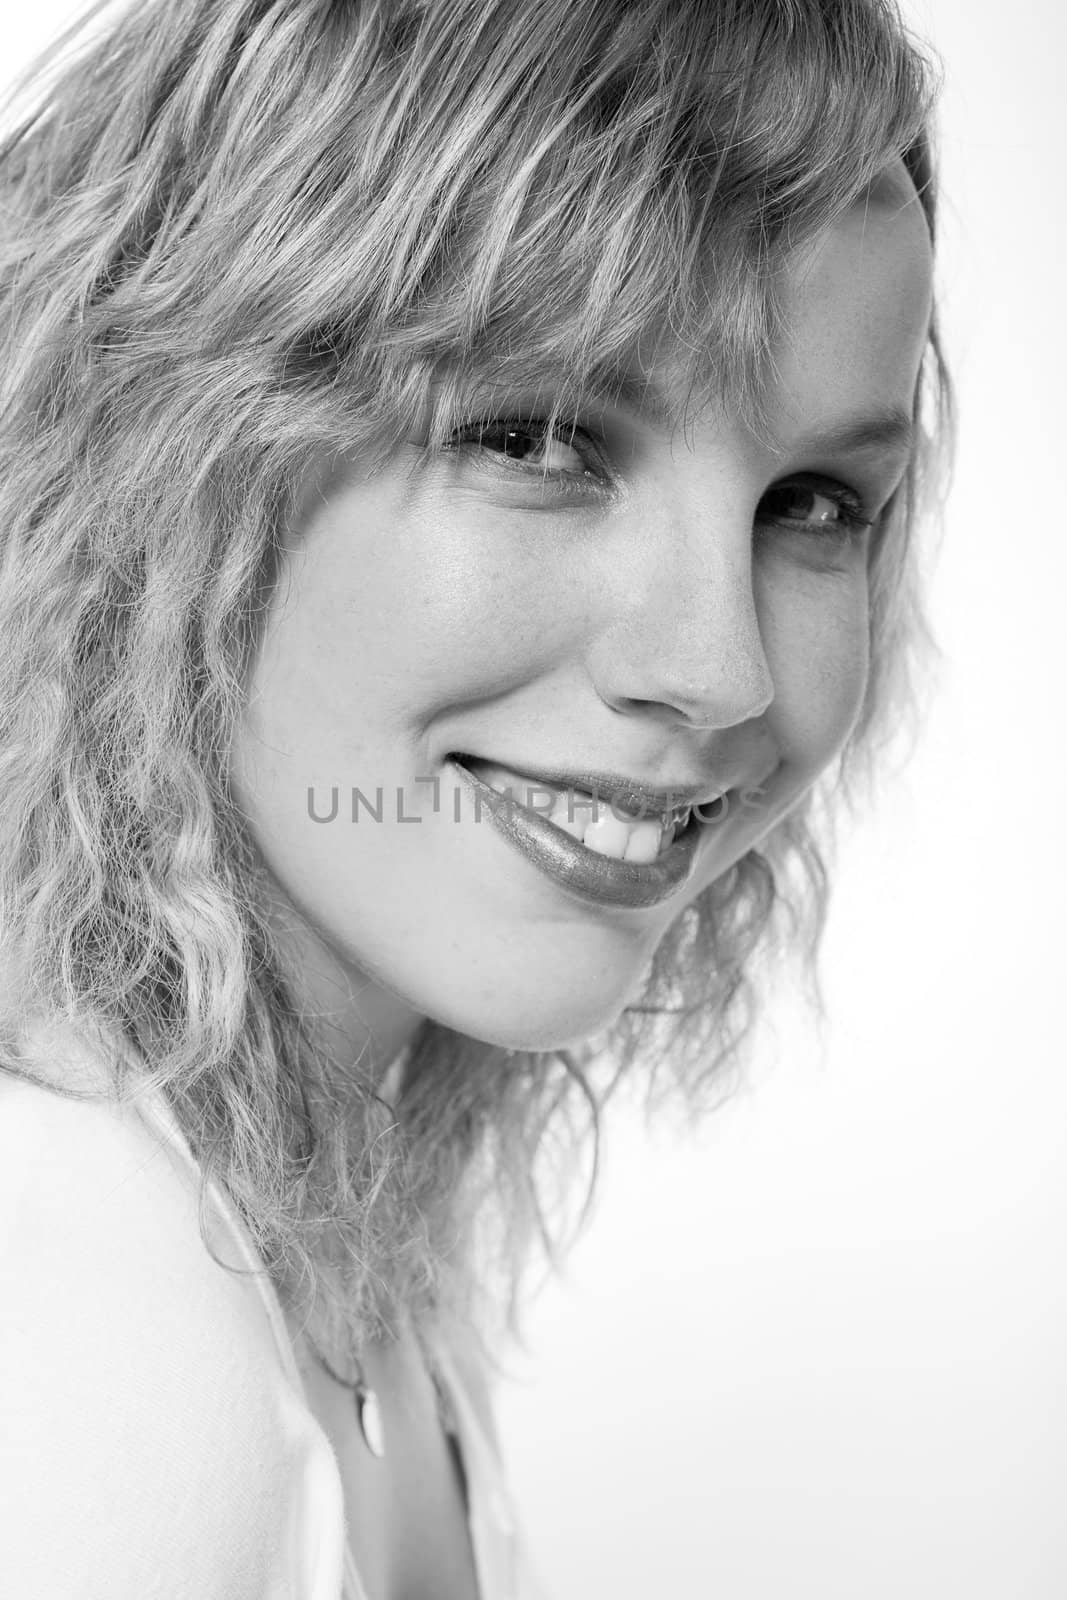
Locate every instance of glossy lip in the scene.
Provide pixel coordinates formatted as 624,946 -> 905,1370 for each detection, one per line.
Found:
448,756 -> 715,911
455,752 -> 728,821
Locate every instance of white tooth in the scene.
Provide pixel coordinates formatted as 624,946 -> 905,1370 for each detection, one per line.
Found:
582,811 -> 634,860
472,762 -> 525,805
622,820 -> 663,864
546,788 -> 589,839
471,761 -> 514,790
551,810 -> 588,842
549,786 -> 583,820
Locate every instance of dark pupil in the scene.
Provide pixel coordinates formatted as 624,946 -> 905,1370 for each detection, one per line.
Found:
483,425 -> 543,459
762,485 -> 823,520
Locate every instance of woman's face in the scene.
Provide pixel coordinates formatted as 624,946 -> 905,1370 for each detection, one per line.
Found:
229,165 -> 933,1064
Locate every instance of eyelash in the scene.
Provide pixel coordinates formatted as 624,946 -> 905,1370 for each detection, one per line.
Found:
448,418 -> 604,500
448,416 -> 876,541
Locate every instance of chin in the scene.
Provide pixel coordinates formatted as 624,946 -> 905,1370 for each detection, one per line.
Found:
421,967 -> 649,1056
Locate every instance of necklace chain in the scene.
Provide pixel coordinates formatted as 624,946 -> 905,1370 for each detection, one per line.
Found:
307,1330 -> 457,1461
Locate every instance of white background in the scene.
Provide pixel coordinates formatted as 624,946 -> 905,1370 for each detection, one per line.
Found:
3,4 -> 1064,1597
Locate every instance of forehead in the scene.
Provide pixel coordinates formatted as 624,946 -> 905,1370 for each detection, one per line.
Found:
766,163 -> 934,436
782,162 -> 933,329
546,182 -> 932,451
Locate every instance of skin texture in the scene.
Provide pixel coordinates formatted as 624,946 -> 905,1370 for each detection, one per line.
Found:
228,165 -> 933,1074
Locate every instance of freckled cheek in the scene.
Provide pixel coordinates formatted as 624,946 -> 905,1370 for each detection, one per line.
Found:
362,539 -> 577,692
761,578 -> 871,773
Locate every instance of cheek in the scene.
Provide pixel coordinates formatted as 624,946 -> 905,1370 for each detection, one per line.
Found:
757,558 -> 871,771
342,502 -> 581,714
244,487 -> 585,773
267,525 -> 508,733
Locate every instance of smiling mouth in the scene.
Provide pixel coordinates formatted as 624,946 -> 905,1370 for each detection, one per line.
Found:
441,752 -> 726,915
453,754 -> 705,864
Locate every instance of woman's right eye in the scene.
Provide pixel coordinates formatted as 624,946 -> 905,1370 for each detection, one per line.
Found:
453,419 -> 594,478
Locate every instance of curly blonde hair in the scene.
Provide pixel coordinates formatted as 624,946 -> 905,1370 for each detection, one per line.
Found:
0,0 -> 951,1359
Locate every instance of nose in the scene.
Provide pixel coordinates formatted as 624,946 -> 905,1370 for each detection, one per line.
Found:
588,484 -> 775,731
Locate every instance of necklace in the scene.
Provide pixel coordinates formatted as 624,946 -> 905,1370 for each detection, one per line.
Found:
352,1375 -> 386,1459
311,1342 -> 387,1459
308,1329 -> 457,1463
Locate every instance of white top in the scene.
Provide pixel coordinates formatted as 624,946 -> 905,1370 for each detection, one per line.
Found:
0,1016 -> 549,1600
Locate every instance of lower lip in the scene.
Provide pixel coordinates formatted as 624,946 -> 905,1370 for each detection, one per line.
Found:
447,756 -> 714,910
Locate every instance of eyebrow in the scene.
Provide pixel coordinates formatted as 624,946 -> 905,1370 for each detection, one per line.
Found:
583,376 -> 915,461
792,407 -> 916,461
492,365 -> 918,476
599,373 -> 680,431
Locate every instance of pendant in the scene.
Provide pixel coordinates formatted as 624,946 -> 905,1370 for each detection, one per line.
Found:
354,1382 -> 385,1459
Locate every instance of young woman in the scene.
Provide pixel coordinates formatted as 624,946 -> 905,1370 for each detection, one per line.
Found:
0,1 -> 949,1596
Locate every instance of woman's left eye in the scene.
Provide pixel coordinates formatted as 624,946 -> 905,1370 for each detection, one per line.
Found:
757,476 -> 874,540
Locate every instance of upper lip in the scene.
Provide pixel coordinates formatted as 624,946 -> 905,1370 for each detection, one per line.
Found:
453,754 -> 740,818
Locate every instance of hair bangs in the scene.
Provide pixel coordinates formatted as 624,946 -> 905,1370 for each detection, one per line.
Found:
278,0 -> 941,448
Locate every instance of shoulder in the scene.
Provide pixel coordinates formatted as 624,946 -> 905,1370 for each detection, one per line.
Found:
0,1063 -> 345,1599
